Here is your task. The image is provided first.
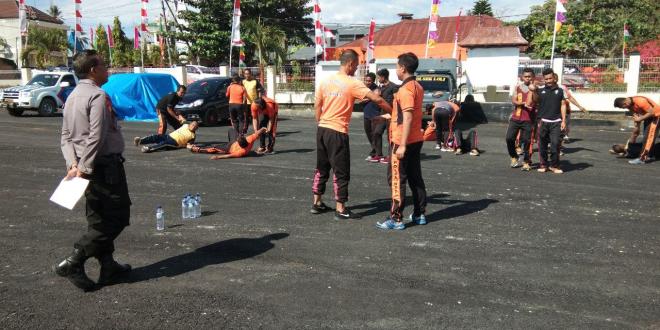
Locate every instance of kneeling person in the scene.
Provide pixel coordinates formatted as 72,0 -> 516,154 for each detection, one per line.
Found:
135,121 -> 199,153
614,96 -> 660,164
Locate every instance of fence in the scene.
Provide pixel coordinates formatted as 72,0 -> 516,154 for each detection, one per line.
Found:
518,59 -> 552,77
274,65 -> 315,92
0,70 -> 21,87
0,70 -> 21,80
640,57 -> 660,93
564,58 -> 628,93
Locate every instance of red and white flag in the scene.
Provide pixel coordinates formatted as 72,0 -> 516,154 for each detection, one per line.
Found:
314,0 -> 323,56
18,0 -> 27,36
107,25 -> 114,48
140,0 -> 150,45
366,18 -> 376,64
75,0 -> 83,46
230,0 -> 244,46
323,25 -> 335,39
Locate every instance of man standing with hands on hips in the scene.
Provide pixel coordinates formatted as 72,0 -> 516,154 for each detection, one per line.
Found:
311,49 -> 392,220
56,50 -> 132,291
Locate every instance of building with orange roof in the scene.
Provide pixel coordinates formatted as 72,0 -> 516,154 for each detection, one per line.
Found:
333,14 -> 502,63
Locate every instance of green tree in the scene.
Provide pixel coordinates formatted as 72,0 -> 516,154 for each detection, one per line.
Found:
469,0 -> 494,16
110,17 -> 133,67
48,5 -> 62,20
515,0 -> 660,58
94,24 -> 111,66
243,18 -> 287,67
21,27 -> 67,68
177,0 -> 312,65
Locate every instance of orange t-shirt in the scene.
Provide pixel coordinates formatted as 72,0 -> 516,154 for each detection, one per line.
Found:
390,78 -> 424,145
226,83 -> 246,105
228,132 -> 258,158
631,96 -> 660,117
250,97 -> 279,118
316,73 -> 371,134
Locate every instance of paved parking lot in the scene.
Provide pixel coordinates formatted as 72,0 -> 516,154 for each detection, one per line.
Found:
0,110 -> 658,329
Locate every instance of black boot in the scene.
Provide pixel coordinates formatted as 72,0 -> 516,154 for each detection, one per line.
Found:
97,254 -> 131,285
53,248 -> 96,292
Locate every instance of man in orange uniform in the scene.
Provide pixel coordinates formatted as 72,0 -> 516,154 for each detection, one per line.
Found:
226,75 -> 247,136
251,96 -> 279,154
188,128 -> 267,159
507,68 -> 537,170
377,52 -> 428,230
311,49 -> 392,220
614,96 -> 660,164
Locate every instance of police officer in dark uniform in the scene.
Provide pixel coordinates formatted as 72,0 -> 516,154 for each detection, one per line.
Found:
56,50 -> 132,291
156,85 -> 187,135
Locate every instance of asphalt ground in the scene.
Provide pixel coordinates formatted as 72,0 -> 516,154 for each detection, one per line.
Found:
0,110 -> 658,329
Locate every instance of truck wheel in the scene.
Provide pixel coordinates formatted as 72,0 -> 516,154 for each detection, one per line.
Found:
204,109 -> 218,126
38,98 -> 57,117
7,108 -> 23,117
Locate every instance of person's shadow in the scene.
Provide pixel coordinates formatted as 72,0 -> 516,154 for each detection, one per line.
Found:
350,193 -> 497,223
115,233 -> 289,284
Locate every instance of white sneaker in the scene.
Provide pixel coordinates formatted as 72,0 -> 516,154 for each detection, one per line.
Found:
434,144 -> 441,150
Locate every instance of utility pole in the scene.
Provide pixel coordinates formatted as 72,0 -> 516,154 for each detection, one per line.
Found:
163,0 -> 193,64
161,0 -> 173,66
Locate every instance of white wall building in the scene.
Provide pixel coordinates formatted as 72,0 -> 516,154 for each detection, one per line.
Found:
0,0 -> 67,67
459,26 -> 529,93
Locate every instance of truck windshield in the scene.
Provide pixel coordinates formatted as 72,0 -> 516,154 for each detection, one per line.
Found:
27,74 -> 60,87
417,75 -> 451,92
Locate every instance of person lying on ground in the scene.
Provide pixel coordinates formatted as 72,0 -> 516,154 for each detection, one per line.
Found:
188,127 -> 267,159
609,140 -> 658,159
134,121 -> 199,153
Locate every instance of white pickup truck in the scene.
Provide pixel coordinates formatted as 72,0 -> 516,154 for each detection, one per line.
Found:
0,72 -> 78,116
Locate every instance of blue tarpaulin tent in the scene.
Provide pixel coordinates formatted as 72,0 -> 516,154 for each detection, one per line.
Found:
102,73 -> 179,121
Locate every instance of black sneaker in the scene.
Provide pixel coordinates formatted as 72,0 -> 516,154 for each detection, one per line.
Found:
334,209 -> 362,220
310,202 -> 330,214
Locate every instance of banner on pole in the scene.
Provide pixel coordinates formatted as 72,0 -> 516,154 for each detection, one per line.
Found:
107,25 -> 114,48
426,0 -> 440,49
554,0 -> 567,33
134,27 -> 140,50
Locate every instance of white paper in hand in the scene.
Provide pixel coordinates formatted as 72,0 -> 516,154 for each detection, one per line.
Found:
50,177 -> 90,210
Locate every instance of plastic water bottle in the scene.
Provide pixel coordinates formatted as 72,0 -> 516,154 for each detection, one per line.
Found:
181,195 -> 188,220
156,206 -> 165,231
195,193 -> 202,218
191,196 -> 199,218
186,195 -> 195,219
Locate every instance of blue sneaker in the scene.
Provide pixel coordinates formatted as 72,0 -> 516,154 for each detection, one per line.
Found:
628,158 -> 646,165
407,214 -> 427,225
376,219 -> 405,230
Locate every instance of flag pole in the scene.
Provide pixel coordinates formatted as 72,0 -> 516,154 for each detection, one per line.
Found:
622,22 -> 625,60
229,43 -> 233,75
550,11 -> 558,62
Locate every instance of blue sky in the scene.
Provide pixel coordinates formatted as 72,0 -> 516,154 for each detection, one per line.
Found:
29,0 -> 547,31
